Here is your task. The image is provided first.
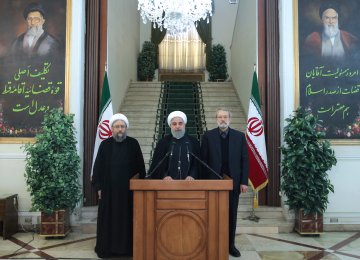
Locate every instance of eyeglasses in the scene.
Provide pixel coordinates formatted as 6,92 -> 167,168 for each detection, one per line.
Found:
27,17 -> 42,23
112,125 -> 126,129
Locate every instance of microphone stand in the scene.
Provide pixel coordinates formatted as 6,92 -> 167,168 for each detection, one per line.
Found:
145,151 -> 170,179
188,151 -> 223,180
146,142 -> 176,179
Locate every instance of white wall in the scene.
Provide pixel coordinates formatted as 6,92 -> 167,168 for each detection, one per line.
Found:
108,0 -> 140,112
212,0 -> 239,79
279,0 -> 360,224
0,0 -> 86,218
230,0 -> 257,113
139,22 -> 151,48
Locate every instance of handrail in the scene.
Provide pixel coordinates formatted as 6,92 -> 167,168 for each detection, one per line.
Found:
149,81 -> 167,165
194,82 -> 207,138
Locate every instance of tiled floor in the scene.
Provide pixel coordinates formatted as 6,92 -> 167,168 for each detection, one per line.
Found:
1,231 -> 360,259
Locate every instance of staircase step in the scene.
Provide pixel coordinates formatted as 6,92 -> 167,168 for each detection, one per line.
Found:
81,206 -> 98,220
237,206 -> 284,219
236,218 -> 294,234
78,206 -> 98,234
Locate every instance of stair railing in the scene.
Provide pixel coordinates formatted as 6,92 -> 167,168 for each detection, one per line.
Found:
194,82 -> 207,138
149,81 -> 168,166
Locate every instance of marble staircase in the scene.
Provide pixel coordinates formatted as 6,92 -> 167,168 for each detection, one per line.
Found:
119,82 -> 162,170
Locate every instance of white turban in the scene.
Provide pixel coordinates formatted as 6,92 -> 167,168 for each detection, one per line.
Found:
167,111 -> 187,126
109,113 -> 129,128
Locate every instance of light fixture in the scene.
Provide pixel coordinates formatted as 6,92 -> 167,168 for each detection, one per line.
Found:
138,0 -> 213,35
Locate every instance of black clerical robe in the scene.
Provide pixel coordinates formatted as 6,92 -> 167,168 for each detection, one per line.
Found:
147,134 -> 200,179
91,136 -> 145,258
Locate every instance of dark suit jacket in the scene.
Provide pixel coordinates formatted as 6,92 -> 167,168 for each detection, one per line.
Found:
201,127 -> 249,194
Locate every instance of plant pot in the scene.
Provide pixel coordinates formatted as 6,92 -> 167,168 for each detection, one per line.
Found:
294,209 -> 323,235
40,209 -> 70,237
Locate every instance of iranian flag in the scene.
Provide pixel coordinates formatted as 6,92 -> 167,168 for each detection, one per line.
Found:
91,72 -> 113,177
246,71 -> 268,207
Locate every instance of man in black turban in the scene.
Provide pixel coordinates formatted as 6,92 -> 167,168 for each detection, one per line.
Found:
304,0 -> 358,61
10,2 -> 61,59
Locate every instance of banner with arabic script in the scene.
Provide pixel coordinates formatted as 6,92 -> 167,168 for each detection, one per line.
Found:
296,0 -> 360,140
0,0 -> 70,142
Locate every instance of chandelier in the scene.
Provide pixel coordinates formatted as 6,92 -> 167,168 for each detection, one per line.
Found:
138,0 -> 213,35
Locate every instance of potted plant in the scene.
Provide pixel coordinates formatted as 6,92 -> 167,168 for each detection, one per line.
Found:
137,41 -> 156,81
207,44 -> 228,81
24,107 -> 81,237
280,107 -> 337,235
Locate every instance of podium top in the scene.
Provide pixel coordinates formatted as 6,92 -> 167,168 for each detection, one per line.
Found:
130,174 -> 233,191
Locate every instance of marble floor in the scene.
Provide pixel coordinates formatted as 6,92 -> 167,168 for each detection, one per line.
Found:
1,231 -> 360,260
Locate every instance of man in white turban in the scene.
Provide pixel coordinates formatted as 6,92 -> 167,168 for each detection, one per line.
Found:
147,110 -> 200,180
108,113 -> 129,142
92,113 -> 145,258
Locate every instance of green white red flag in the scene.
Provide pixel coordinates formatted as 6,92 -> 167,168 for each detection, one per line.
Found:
91,72 -> 113,177
246,71 -> 269,207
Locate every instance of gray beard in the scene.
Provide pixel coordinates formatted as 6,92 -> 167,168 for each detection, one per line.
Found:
217,122 -> 229,130
171,129 -> 185,139
26,25 -> 44,37
323,24 -> 339,38
113,132 -> 127,142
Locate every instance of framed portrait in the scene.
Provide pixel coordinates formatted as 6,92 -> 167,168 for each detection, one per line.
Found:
294,0 -> 360,143
0,0 -> 71,143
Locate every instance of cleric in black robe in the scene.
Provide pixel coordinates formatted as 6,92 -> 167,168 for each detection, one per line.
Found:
91,113 -> 145,258
147,111 -> 200,180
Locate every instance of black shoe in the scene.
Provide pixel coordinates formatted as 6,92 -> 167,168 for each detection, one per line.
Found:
229,245 -> 241,257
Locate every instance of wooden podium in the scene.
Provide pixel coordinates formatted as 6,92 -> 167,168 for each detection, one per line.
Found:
130,175 -> 232,260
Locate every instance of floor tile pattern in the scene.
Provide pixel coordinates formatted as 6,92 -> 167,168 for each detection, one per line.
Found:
1,231 -> 360,259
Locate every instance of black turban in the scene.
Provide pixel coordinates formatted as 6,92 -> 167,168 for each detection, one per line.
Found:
319,0 -> 340,18
23,2 -> 45,19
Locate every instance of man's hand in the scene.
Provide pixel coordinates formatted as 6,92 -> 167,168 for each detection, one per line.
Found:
98,190 -> 102,199
185,176 -> 194,180
163,176 -> 173,180
240,185 -> 248,193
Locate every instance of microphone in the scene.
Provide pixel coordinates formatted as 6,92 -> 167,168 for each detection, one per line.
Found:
185,142 -> 190,163
188,150 -> 223,179
178,146 -> 182,179
170,141 -> 175,158
145,142 -> 176,179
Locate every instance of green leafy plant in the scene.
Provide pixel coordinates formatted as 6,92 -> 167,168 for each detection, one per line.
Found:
281,107 -> 337,215
137,41 -> 156,81
207,44 -> 228,81
24,108 -> 81,214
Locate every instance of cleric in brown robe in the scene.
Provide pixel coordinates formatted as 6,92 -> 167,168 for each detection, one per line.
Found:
91,113 -> 145,258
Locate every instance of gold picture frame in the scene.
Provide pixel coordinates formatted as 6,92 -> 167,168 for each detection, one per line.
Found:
0,0 -> 71,144
293,0 -> 360,144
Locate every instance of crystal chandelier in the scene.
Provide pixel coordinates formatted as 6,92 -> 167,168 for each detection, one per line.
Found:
138,0 -> 213,35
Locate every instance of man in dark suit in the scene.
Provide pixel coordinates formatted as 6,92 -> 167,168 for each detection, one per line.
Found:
201,108 -> 249,258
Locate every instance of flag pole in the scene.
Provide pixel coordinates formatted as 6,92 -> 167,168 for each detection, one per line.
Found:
243,191 -> 260,222
243,64 -> 267,222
